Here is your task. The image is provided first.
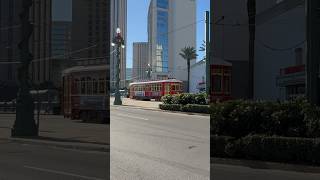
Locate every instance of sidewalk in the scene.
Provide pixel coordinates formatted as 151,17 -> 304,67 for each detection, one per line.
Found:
0,114 -> 109,152
110,97 -> 210,116
110,97 -> 162,109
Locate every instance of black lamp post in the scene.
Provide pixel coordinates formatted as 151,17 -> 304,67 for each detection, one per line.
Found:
146,63 -> 152,80
11,0 -> 38,137
112,28 -> 125,105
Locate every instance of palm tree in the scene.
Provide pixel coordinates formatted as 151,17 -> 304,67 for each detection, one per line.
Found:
179,46 -> 198,93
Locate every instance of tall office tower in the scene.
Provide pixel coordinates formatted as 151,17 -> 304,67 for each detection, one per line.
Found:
51,21 -> 72,88
72,0 -> 109,66
148,0 -> 196,86
0,0 -> 51,101
110,0 -> 127,91
132,42 -> 149,81
30,0 -> 52,84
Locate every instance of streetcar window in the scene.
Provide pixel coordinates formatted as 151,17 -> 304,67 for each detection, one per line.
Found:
93,79 -> 98,94
99,78 -> 105,94
213,75 -> 222,92
87,77 -> 92,95
81,78 -> 86,94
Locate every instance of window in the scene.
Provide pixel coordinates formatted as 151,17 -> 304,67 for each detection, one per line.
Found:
213,75 -> 222,93
81,78 -> 86,94
87,77 -> 92,95
99,78 -> 105,94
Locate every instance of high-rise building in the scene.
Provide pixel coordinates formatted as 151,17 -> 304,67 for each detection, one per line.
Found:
0,0 -> 51,101
52,21 -> 72,57
30,0 -> 52,84
148,0 -> 196,88
110,0 -> 127,91
72,0 -> 109,66
51,21 -> 72,88
132,42 -> 149,81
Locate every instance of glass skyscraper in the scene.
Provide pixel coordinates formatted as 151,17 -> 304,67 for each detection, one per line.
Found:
149,0 -> 169,74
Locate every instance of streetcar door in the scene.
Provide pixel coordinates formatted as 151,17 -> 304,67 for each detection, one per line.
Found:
164,83 -> 170,95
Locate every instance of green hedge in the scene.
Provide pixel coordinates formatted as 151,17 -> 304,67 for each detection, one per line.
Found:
161,93 -> 208,105
159,104 -> 210,114
211,98 -> 320,138
211,135 -> 320,165
159,104 -> 181,111
181,104 -> 210,114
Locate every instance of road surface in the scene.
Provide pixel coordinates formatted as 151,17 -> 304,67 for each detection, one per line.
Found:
0,140 -> 108,180
110,105 -> 210,180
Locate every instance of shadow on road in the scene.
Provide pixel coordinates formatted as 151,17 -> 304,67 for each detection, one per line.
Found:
17,136 -> 109,146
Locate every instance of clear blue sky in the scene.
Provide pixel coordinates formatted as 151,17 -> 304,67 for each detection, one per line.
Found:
126,0 -> 210,68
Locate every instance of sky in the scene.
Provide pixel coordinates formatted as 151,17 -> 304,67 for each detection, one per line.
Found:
126,0 -> 210,68
52,0 -> 210,68
52,0 -> 72,21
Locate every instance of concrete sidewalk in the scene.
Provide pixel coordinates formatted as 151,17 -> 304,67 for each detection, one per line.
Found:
0,114 -> 109,152
110,97 -> 162,109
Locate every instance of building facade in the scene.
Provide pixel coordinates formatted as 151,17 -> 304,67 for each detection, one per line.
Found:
211,0 -> 251,99
51,21 -> 72,88
0,0 -> 51,101
190,60 -> 206,93
72,0 -> 109,66
148,0 -> 196,87
132,42 -> 149,81
255,0 -> 305,100
110,0 -> 127,91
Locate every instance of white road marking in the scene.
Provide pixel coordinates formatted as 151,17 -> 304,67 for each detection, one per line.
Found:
23,166 -> 105,180
111,113 -> 149,121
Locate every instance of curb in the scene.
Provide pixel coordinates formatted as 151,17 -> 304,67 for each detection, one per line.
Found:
113,104 -> 210,116
211,157 -> 320,174
1,137 -> 109,152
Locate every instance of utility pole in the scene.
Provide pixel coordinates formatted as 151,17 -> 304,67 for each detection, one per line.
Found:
112,28 -> 125,105
247,0 -> 256,99
12,0 -> 38,136
306,0 -> 320,105
205,11 -> 210,96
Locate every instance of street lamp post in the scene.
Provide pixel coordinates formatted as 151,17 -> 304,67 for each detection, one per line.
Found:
11,0 -> 38,137
146,63 -> 152,80
112,28 -> 125,105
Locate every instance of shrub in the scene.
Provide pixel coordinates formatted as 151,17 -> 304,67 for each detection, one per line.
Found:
159,104 -> 181,111
181,104 -> 210,114
194,93 -> 208,105
211,135 -> 320,165
210,135 -> 235,157
161,94 -> 173,104
240,135 -> 320,164
210,98 -> 320,138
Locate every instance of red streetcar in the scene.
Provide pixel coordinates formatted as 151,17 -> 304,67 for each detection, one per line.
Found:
62,65 -> 109,123
129,79 -> 183,100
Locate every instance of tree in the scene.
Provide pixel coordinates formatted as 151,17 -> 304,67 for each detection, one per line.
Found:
179,46 -> 198,93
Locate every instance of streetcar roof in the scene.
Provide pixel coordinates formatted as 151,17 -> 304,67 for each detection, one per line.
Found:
62,65 -> 108,75
129,79 -> 183,86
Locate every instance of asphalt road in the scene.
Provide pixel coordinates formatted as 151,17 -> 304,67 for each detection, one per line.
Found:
0,140 -> 108,180
110,106 -> 210,180
211,163 -> 320,180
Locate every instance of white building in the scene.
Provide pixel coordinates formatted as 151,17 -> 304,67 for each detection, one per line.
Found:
254,0 -> 305,100
190,60 -> 206,93
110,0 -> 127,91
132,42 -> 149,81
148,0 -> 196,89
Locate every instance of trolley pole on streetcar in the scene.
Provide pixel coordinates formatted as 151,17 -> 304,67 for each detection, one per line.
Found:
112,28 -> 125,105
12,0 -> 38,136
306,0 -> 320,105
